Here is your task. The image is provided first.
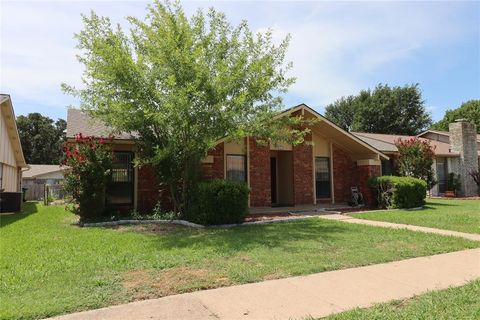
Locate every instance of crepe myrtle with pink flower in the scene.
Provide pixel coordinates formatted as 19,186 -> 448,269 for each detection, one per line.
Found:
62,133 -> 113,221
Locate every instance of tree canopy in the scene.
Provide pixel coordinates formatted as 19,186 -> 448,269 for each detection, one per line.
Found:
63,0 -> 306,213
325,84 -> 432,135
16,113 -> 66,164
432,100 -> 480,133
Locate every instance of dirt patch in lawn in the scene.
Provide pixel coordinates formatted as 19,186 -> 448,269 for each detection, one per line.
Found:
121,266 -> 233,300
263,271 -> 290,280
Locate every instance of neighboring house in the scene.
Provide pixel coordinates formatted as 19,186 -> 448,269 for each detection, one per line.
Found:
67,104 -> 388,213
0,94 -> 27,212
22,164 -> 66,186
22,165 -> 67,201
353,120 -> 479,197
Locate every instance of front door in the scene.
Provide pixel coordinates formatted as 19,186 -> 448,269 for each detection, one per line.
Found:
315,157 -> 331,199
270,157 -> 277,204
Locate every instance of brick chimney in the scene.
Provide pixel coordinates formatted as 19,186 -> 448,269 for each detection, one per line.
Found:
449,119 -> 479,196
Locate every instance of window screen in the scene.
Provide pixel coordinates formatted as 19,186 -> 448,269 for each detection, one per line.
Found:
226,155 -> 247,182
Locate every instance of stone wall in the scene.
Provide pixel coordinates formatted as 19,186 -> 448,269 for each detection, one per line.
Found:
449,120 -> 479,196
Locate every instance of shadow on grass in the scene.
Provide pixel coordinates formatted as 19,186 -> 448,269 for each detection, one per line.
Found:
153,220 -> 347,254
423,201 -> 459,210
0,202 -> 39,228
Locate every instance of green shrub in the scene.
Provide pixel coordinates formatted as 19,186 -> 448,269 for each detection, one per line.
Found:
187,180 -> 250,225
368,176 -> 427,209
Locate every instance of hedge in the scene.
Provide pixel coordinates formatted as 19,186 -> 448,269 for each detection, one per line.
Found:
368,176 -> 427,209
187,180 -> 250,225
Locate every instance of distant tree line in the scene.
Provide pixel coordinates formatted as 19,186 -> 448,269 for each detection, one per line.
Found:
325,84 -> 479,135
16,113 -> 66,164
431,100 -> 480,133
325,83 -> 432,135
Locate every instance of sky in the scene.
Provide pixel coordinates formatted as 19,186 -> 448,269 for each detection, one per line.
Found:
1,0 -> 479,122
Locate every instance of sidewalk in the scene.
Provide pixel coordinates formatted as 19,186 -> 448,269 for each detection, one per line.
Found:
50,249 -> 480,320
319,214 -> 480,241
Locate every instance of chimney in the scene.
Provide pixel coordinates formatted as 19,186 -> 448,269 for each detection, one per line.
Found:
449,119 -> 479,196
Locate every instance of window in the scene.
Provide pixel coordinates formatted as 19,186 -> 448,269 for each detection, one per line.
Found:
315,157 -> 331,198
226,155 -> 247,182
107,152 -> 134,205
381,159 -> 394,176
436,157 -> 448,193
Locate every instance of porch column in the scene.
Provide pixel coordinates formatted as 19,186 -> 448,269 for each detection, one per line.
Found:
293,131 -> 314,205
249,138 -> 271,207
356,159 -> 381,205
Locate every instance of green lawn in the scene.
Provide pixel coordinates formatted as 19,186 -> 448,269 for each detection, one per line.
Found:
325,280 -> 480,320
1,203 -> 478,320
352,199 -> 480,234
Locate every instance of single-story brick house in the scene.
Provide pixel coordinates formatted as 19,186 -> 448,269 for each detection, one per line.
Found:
66,104 -> 389,213
353,120 -> 479,197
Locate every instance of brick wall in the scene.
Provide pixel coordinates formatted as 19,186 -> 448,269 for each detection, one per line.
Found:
332,144 -> 357,203
137,165 -> 173,213
249,138 -> 271,207
293,131 -> 314,204
202,142 -> 224,180
332,144 -> 381,205
356,165 -> 380,205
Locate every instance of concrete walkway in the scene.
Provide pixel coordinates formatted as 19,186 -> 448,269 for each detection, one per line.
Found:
319,214 -> 480,242
50,249 -> 480,320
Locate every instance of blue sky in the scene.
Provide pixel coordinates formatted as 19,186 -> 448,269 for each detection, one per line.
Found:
1,1 -> 479,122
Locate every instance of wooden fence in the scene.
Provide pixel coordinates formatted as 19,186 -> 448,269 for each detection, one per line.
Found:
24,184 -> 66,201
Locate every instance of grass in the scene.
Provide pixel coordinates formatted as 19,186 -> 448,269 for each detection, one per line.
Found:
325,280 -> 480,319
352,199 -> 480,234
1,203 -> 479,320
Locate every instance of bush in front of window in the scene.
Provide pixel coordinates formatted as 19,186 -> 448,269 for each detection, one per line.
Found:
187,180 -> 250,225
63,133 -> 113,222
369,176 -> 427,209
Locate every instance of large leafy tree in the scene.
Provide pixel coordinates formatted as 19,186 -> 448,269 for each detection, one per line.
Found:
325,84 -> 432,135
16,113 -> 66,164
63,0 -> 306,214
432,100 -> 480,133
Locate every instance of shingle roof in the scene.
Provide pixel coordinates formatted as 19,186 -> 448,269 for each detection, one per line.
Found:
352,132 -> 467,156
418,129 -> 480,143
66,109 -> 137,140
22,164 -> 66,179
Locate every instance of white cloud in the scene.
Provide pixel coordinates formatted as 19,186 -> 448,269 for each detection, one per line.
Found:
253,1 -> 468,107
